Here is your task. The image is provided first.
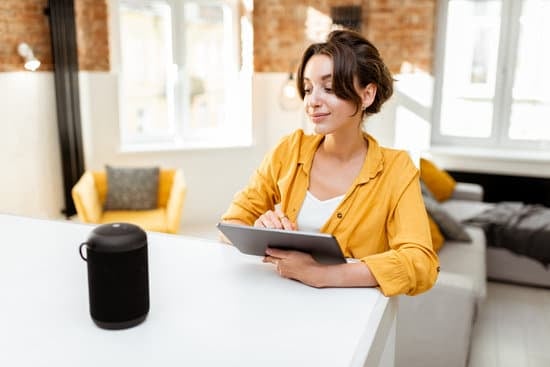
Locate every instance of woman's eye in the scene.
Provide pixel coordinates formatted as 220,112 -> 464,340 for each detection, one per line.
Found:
324,87 -> 333,93
303,88 -> 311,94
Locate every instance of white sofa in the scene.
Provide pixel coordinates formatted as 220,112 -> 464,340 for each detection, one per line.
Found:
442,190 -> 550,289
395,182 -> 487,367
487,246 -> 550,288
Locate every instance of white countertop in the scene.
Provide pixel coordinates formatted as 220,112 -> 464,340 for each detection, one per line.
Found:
0,214 -> 394,367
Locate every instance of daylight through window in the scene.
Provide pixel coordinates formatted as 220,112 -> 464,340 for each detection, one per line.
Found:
118,0 -> 252,149
433,0 -> 550,150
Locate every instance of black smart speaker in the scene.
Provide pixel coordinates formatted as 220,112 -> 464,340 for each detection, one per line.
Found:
79,222 -> 149,329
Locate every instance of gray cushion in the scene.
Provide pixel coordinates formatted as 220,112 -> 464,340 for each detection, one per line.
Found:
423,195 -> 472,242
104,165 -> 159,210
420,181 -> 434,199
440,200 -> 495,222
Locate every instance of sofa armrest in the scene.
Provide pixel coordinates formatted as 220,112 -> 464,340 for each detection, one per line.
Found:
165,169 -> 187,234
396,272 -> 477,367
451,182 -> 484,201
71,172 -> 103,223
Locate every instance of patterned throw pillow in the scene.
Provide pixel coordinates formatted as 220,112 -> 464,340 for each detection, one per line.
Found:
103,166 -> 160,210
423,195 -> 472,242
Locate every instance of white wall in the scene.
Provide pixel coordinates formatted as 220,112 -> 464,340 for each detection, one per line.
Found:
78,72 -> 305,227
0,73 -> 64,219
3,70 -> 548,227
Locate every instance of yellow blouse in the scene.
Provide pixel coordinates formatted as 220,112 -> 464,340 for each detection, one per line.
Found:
222,129 -> 439,296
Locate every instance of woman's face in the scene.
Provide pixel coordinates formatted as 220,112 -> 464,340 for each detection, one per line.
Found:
302,54 -> 362,135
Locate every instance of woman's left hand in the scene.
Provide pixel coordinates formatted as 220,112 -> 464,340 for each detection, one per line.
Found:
263,247 -> 325,287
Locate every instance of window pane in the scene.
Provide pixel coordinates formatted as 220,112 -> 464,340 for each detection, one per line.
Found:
439,0 -> 501,138
119,1 -> 174,143
181,3 -> 232,140
509,0 -> 550,141
118,0 -> 252,149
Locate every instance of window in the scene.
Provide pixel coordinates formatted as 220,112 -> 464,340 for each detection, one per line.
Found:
117,0 -> 252,149
433,0 -> 550,150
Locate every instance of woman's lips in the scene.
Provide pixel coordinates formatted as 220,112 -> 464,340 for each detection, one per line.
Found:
310,112 -> 330,123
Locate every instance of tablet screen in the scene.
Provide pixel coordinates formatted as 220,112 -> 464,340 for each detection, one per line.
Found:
217,222 -> 346,265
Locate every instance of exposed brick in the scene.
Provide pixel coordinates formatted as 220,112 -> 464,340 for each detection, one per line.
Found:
74,0 -> 109,71
0,0 -> 108,72
0,0 -> 435,74
0,0 -> 49,71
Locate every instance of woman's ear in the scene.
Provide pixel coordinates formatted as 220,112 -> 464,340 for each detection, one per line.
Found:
361,83 -> 377,110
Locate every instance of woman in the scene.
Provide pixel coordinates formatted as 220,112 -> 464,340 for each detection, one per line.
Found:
221,30 -> 438,296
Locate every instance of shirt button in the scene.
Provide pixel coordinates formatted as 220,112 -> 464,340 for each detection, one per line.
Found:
336,212 -> 343,219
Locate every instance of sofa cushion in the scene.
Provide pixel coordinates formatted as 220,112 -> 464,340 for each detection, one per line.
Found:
104,165 -> 160,210
438,226 -> 486,300
424,195 -> 472,242
440,200 -> 495,222
420,158 -> 456,202
450,182 -> 484,201
101,208 -> 167,232
487,246 -> 550,288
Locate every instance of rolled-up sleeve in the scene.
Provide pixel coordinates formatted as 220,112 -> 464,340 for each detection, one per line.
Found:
363,171 -> 439,296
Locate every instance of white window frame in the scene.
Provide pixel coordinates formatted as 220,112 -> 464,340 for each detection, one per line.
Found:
432,0 -> 550,152
113,0 -> 252,151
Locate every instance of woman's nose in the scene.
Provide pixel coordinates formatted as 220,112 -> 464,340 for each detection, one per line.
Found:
306,89 -> 321,107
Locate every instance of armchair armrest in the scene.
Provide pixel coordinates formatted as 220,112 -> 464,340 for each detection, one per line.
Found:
71,172 -> 103,223
451,182 -> 484,201
165,169 -> 187,234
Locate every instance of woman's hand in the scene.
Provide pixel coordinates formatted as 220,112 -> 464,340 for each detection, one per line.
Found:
263,248 -> 380,288
263,247 -> 326,287
254,209 -> 296,231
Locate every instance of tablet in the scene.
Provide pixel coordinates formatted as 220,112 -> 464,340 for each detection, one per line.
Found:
217,222 -> 346,265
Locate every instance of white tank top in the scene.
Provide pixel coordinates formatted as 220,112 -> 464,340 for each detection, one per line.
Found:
296,191 -> 344,232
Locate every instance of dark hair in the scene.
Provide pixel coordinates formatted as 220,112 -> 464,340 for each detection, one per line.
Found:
296,29 -> 394,117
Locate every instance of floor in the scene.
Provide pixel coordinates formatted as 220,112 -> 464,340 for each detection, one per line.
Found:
468,281 -> 550,367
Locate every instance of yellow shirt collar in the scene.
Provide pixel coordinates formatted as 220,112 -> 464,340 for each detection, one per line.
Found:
296,131 -> 384,185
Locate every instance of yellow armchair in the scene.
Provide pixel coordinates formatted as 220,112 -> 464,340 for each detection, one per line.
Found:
72,168 -> 187,234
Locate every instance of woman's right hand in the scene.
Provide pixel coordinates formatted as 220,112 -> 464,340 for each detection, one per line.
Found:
254,209 -> 297,231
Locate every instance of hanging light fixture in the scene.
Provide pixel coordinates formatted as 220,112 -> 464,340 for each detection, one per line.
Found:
279,61 -> 301,110
17,43 -> 41,71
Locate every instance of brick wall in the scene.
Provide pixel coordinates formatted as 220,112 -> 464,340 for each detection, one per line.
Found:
74,0 -> 110,71
254,0 -> 437,74
0,0 -> 109,72
0,0 -> 435,74
0,0 -> 52,71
